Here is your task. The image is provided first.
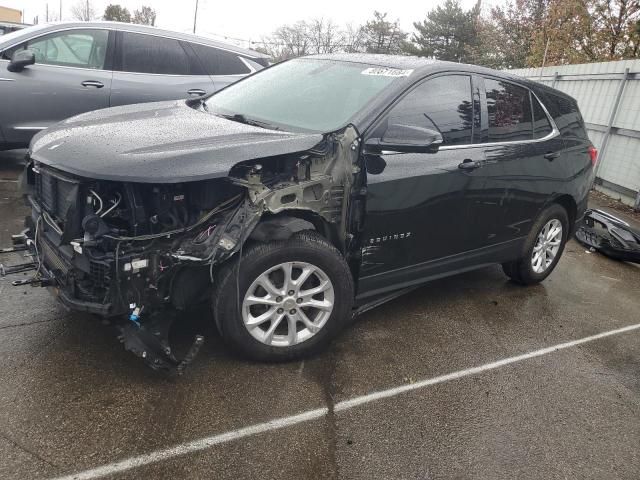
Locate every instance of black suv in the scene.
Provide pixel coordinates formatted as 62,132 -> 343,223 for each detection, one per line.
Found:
6,54 -> 596,372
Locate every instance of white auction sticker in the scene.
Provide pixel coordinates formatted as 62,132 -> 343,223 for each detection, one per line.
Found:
361,67 -> 414,77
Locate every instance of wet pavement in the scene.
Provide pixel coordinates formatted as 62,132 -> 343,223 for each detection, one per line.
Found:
1,150 -> 639,479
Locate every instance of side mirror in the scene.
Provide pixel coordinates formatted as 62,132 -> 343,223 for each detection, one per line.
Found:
365,154 -> 387,175
374,123 -> 443,154
7,49 -> 35,72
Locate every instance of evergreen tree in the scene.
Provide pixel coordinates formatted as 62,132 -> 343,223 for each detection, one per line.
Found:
406,0 -> 480,63
103,4 -> 131,23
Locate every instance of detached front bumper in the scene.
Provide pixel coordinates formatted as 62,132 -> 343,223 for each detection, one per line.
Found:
575,209 -> 640,263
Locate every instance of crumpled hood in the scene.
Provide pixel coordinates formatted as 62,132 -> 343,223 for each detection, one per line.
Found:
29,100 -> 324,183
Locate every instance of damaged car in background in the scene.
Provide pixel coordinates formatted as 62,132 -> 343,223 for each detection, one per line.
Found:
1,54 -> 596,374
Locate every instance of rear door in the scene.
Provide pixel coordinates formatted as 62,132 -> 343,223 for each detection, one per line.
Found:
471,76 -> 564,248
187,42 -> 255,91
0,28 -> 112,146
110,31 -> 214,107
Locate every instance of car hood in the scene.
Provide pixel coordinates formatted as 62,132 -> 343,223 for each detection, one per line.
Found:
29,100 -> 324,183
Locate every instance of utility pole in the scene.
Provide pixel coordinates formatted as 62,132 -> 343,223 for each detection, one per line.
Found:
60,0 -> 62,21
193,0 -> 199,34
46,3 -> 49,22
539,37 -> 550,80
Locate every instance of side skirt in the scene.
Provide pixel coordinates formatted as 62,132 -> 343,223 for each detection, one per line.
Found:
355,237 -> 525,304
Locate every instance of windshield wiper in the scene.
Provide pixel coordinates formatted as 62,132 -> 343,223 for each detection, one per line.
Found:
216,113 -> 280,131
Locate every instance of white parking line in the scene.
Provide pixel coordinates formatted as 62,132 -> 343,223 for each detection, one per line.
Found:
50,322 -> 640,480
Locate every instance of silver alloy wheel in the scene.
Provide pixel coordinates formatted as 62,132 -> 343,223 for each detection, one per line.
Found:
241,261 -> 335,347
531,218 -> 563,274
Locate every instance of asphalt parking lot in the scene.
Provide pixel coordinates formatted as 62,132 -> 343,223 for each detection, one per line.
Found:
1,150 -> 639,480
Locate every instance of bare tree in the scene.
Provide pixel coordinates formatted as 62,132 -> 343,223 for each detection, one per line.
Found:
71,0 -> 97,21
343,23 -> 367,53
259,18 -> 362,62
258,21 -> 311,62
306,18 -> 346,54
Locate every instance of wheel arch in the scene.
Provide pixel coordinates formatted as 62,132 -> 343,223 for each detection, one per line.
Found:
248,210 -> 343,250
552,194 -> 577,234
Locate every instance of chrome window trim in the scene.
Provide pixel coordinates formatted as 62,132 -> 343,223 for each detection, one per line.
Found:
439,90 -> 560,151
14,126 -> 47,130
112,70 -> 205,78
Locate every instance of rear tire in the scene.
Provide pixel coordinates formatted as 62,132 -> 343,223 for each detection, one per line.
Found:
502,204 -> 569,285
212,231 -> 354,362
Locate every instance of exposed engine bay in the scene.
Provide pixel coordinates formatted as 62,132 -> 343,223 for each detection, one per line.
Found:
1,126 -> 364,374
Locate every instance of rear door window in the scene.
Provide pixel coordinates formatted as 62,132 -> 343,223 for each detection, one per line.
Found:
484,78 -> 533,142
384,74 -> 475,146
14,29 -> 108,69
190,43 -> 250,75
117,32 -> 192,75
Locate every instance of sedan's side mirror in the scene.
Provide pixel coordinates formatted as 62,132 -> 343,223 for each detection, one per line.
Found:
7,49 -> 35,72
375,123 -> 443,154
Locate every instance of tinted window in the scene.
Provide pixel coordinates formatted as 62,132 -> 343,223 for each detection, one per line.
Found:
385,75 -> 474,146
191,43 -> 250,75
547,93 -> 588,140
532,94 -> 552,139
118,32 -> 191,75
485,78 -> 532,142
16,29 -> 108,69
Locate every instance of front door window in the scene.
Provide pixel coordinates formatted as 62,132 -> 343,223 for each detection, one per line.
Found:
23,29 -> 108,69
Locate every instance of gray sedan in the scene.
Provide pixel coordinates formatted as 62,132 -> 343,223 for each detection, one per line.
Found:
0,21 -> 269,150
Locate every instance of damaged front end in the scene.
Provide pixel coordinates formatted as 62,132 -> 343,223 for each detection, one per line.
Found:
575,209 -> 640,264
1,126 -> 363,374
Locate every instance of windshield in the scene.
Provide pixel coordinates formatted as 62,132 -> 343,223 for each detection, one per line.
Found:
205,58 -> 405,133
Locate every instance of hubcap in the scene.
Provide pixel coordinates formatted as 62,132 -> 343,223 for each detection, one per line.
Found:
531,219 -> 563,274
242,261 -> 335,347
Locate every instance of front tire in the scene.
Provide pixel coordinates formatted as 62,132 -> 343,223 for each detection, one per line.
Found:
212,231 -> 354,361
502,204 -> 569,285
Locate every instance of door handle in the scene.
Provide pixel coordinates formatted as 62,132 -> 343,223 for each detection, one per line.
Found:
458,159 -> 482,170
81,80 -> 104,88
187,89 -> 206,96
544,151 -> 560,161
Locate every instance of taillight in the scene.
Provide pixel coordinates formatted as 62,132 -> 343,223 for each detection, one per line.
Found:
588,146 -> 598,166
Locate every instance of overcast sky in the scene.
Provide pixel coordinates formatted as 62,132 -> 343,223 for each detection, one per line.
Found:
5,0 -> 492,48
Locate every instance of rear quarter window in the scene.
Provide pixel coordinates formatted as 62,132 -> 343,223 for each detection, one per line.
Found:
190,43 -> 250,75
542,92 -> 588,140
532,94 -> 553,139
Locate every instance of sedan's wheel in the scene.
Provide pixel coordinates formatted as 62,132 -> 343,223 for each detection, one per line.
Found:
531,219 -> 563,274
242,261 -> 335,347
212,230 -> 353,361
502,204 -> 569,285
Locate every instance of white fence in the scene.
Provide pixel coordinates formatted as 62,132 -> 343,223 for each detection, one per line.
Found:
510,60 -> 640,208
